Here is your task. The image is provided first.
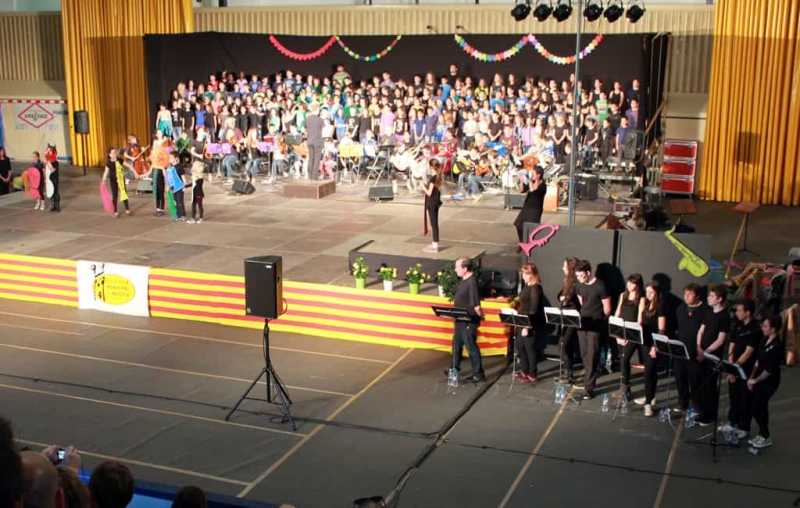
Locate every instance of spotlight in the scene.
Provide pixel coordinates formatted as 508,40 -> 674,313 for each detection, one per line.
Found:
532,0 -> 553,21
511,0 -> 531,21
603,0 -> 623,22
583,1 -> 603,21
626,0 -> 645,23
552,0 -> 573,22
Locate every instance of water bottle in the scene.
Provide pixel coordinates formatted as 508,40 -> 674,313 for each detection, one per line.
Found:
558,384 -> 566,405
621,394 -> 628,414
602,393 -> 609,412
724,421 -> 733,444
605,348 -> 613,372
732,425 -> 740,445
555,384 -> 562,404
685,408 -> 695,428
599,347 -> 607,370
659,408 -> 667,423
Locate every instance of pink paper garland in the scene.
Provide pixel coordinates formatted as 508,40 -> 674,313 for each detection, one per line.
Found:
269,35 -> 337,61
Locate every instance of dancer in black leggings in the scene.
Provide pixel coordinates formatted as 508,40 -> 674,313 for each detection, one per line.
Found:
615,273 -> 644,399
634,281 -> 667,417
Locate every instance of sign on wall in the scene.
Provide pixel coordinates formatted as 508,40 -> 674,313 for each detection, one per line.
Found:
77,261 -> 150,317
0,99 -> 72,162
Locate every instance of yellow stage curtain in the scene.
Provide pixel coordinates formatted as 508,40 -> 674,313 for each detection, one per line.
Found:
701,0 -> 800,206
62,0 -> 194,167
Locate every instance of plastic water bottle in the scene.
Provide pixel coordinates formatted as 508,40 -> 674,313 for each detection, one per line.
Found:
659,408 -> 668,423
602,393 -> 609,412
555,384 -> 562,404
732,425 -> 740,445
559,384 -> 566,405
605,348 -> 613,372
685,408 -> 695,428
621,394 -> 628,414
724,421 -> 733,444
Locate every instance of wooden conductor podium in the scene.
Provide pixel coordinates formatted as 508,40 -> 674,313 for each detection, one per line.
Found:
544,184 -> 558,212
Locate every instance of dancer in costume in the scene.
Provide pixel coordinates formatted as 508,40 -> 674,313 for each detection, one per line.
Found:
155,103 -> 173,138
165,151 -> 187,221
188,161 -> 205,224
44,143 -> 60,212
148,147 -> 169,216
102,147 -> 131,218
29,151 -> 45,211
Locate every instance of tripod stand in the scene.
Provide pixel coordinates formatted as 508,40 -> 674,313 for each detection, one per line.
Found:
653,334 -> 690,434
545,307 -> 581,406
226,319 -> 296,430
499,311 -> 532,396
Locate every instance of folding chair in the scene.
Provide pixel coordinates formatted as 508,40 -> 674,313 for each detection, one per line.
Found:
364,149 -> 390,186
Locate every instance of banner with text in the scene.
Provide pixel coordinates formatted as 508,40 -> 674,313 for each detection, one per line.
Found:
0,101 -> 72,163
77,261 -> 150,317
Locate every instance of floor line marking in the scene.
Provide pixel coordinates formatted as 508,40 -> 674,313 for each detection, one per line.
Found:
17,439 -> 249,486
0,343 -> 354,397
0,383 -> 305,438
653,419 -> 684,508
0,323 -> 84,336
0,311 -> 393,365
497,389 -> 572,508
236,348 -> 414,498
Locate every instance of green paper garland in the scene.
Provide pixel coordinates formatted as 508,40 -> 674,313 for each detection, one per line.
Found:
335,35 -> 403,62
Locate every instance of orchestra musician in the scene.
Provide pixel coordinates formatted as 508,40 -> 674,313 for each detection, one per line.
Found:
123,134 -> 149,180
466,156 -> 492,202
189,127 -> 211,174
265,133 -> 289,184
389,142 -> 421,195
220,117 -> 244,185
243,127 -> 263,182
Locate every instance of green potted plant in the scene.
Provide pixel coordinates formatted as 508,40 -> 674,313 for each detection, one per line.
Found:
405,263 -> 429,295
436,261 -> 459,301
378,265 -> 398,291
352,257 -> 369,289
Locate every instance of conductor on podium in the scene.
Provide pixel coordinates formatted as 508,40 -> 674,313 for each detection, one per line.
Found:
451,256 -> 485,383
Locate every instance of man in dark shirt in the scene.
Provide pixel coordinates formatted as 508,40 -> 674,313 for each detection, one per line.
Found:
725,299 -> 761,438
304,102 -> 324,180
574,260 -> 611,399
694,284 -> 730,425
674,283 -> 707,413
450,256 -> 485,382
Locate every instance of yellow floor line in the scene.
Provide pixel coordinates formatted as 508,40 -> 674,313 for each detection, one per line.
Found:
0,383 -> 305,438
236,348 -> 414,498
0,343 -> 353,397
0,311 -> 394,364
18,439 -> 249,486
653,420 -> 685,508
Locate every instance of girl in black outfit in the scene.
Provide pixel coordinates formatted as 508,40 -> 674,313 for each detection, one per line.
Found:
515,262 -> 545,382
557,257 -> 581,383
0,146 -> 11,195
102,148 -> 130,218
615,274 -> 645,398
422,159 -> 443,253
635,281 -> 667,417
747,315 -> 784,448
513,166 -> 546,243
188,162 -> 205,223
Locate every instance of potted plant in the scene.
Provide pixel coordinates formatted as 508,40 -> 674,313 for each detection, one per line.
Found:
378,264 -> 398,291
436,261 -> 459,301
405,263 -> 429,295
352,257 -> 369,289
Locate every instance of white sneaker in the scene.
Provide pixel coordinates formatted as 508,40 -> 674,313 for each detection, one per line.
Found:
735,429 -> 748,439
224,179 -> 233,185
187,219 -> 196,224
750,436 -> 773,449
197,218 -> 203,224
644,404 -> 654,417
634,396 -> 647,406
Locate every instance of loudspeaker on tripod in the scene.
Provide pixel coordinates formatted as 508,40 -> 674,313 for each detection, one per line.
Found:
74,110 -> 89,134
244,255 -> 283,319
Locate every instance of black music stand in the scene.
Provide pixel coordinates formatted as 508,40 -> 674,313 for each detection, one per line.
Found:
432,306 -> 473,390
544,307 -> 581,406
692,352 -> 747,462
499,311 -> 532,396
653,334 -> 690,432
607,316 -> 643,420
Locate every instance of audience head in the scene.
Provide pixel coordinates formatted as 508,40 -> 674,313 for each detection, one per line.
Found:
58,468 -> 90,508
88,461 -> 134,508
171,487 -> 205,508
20,451 -> 63,508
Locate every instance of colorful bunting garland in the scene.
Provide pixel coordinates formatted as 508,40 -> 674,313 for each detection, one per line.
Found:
335,35 -> 403,62
269,35 -> 337,61
454,33 -> 605,65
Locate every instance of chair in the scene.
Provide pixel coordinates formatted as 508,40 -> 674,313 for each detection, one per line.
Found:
364,149 -> 390,186
643,166 -> 662,204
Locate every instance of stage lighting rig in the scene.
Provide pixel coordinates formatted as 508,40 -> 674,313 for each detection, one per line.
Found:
511,0 -> 532,21
583,1 -> 603,22
626,0 -> 645,23
532,0 -> 553,21
552,0 -> 573,22
603,0 -> 623,22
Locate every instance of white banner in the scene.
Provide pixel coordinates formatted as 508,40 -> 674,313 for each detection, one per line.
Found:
77,261 -> 150,317
0,101 -> 72,162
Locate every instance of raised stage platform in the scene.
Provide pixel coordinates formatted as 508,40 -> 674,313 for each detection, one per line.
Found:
282,179 -> 336,199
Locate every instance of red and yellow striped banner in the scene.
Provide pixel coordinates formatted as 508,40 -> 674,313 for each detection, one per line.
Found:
0,254 -> 78,307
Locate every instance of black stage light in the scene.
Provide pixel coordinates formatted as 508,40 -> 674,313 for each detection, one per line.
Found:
511,0 -> 532,21
532,0 -> 553,21
603,0 -> 623,22
626,0 -> 645,23
552,0 -> 573,22
583,1 -> 603,21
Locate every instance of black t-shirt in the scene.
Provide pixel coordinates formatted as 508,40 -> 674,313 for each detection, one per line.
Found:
522,183 -> 546,212
557,286 -> 580,311
641,301 -> 666,347
520,283 -> 543,328
193,178 -> 204,199
191,139 -> 205,158
0,157 -> 11,195
729,319 -> 762,376
676,303 -> 707,357
181,109 -> 194,128
700,308 -> 730,356
619,298 -> 639,323
754,338 -> 783,380
576,279 -> 608,330
454,274 -> 481,324
425,185 -> 441,211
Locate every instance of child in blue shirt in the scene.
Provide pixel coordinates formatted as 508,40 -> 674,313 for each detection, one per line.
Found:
165,152 -> 187,221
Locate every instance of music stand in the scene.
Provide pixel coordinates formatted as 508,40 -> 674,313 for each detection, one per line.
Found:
499,311 -> 532,396
691,352 -> 747,462
608,317 -> 643,420
432,306 -> 473,391
544,307 -> 581,406
653,333 -> 690,432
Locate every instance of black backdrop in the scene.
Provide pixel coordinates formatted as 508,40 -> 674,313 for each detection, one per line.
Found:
145,32 -> 658,125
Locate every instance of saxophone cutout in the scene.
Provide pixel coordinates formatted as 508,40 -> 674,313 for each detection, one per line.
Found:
665,227 -> 709,277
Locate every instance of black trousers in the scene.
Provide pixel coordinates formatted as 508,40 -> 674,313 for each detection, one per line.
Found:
173,190 -> 186,218
515,328 -> 539,377
620,341 -> 639,388
154,171 -> 165,210
560,326 -> 579,374
673,358 -> 696,410
307,143 -> 323,180
192,195 -> 204,219
110,180 -> 129,213
695,360 -> 719,421
728,377 -> 754,431
578,329 -> 600,393
49,171 -> 60,209
750,377 -> 779,438
452,322 -> 483,377
427,206 -> 440,242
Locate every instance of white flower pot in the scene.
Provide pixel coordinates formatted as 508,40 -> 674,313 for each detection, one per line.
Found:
383,280 -> 394,292
438,285 -> 446,297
